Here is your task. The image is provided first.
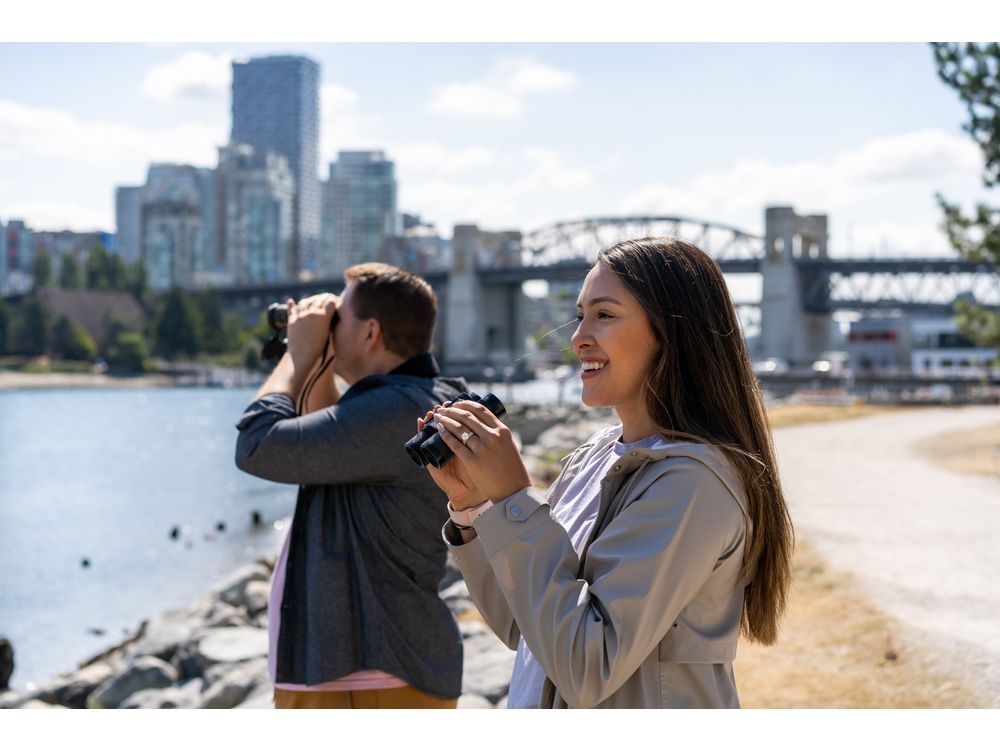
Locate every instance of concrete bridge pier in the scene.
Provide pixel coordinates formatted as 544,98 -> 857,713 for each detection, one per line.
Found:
759,206 -> 834,367
443,225 -> 525,376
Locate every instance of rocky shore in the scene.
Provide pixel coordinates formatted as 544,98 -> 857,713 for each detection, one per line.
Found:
0,403 -> 616,710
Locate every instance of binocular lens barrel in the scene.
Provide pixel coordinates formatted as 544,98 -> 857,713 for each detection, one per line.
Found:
402,392 -> 506,469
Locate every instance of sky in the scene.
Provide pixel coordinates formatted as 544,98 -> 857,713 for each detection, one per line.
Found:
0,41 -> 993,258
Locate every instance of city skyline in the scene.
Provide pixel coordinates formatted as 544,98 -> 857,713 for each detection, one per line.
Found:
0,42 -> 994,259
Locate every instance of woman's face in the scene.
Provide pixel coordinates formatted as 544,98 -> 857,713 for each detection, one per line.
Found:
572,264 -> 660,417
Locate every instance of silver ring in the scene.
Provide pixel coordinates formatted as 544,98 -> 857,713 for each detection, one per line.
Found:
460,430 -> 473,445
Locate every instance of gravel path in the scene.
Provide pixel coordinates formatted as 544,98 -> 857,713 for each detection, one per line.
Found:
772,406 -> 1000,706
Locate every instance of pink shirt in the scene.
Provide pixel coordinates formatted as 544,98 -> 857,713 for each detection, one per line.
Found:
268,523 -> 407,692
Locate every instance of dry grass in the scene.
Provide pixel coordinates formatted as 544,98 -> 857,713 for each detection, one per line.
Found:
766,402 -> 901,429
915,422 -> 1000,479
734,539 -> 988,707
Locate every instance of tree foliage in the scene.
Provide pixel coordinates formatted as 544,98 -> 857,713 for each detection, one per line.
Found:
15,297 -> 50,356
154,287 -> 203,359
59,252 -> 83,290
32,252 -> 52,289
932,43 -> 1000,350
0,300 -> 8,355
51,315 -> 97,361
106,331 -> 149,372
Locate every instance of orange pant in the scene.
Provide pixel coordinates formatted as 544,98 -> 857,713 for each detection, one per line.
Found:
273,685 -> 458,709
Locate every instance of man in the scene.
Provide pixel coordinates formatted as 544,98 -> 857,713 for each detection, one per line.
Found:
235,263 -> 466,709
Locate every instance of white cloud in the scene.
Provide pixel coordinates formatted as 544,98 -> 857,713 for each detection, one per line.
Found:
619,128 -> 986,256
141,51 -> 234,103
0,100 -> 223,169
401,149 -> 593,232
319,82 -> 382,167
427,56 -> 576,119
393,142 -> 498,176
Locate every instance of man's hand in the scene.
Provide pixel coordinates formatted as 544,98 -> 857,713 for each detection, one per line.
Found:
286,293 -> 338,370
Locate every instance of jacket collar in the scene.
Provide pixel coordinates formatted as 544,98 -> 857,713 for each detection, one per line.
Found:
388,352 -> 440,378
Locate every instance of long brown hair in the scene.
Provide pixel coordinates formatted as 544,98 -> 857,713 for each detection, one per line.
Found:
597,237 -> 793,645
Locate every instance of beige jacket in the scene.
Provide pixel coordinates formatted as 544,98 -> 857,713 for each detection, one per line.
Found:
445,428 -> 751,709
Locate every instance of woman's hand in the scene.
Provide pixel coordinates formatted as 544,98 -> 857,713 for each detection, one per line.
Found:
431,401 -> 533,503
418,405 -> 488,510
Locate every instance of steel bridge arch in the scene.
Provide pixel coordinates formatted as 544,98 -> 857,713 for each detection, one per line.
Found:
521,215 -> 765,266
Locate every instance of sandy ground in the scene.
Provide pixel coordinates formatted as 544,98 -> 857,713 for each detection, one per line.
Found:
0,371 -> 175,390
770,406 -> 1000,706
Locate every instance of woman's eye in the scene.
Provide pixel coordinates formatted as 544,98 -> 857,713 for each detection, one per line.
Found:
575,314 -> 584,321
597,310 -> 613,319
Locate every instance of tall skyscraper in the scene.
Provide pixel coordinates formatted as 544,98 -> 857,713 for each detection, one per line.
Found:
141,164 -> 214,290
322,151 -> 400,277
115,186 -> 143,264
217,143 -> 295,285
231,55 -> 320,279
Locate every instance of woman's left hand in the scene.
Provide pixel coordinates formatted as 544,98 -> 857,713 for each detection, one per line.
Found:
432,401 -> 533,502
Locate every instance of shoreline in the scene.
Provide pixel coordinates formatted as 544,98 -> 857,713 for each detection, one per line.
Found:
1,403 -> 994,708
0,371 -> 180,391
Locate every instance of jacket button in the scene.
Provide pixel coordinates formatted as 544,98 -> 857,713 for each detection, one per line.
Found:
613,466 -> 621,471
509,505 -> 522,518
631,451 -> 638,456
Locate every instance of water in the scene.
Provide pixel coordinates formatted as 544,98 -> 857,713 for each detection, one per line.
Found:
0,378 -> 582,691
0,388 -> 296,691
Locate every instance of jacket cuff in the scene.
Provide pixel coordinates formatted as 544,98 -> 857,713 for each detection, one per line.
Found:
235,392 -> 296,430
474,486 -> 551,561
441,522 -> 493,572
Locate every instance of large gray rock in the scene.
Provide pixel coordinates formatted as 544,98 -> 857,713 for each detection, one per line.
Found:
459,620 -> 515,703
202,601 -> 251,629
87,656 -> 179,709
457,693 -> 494,709
19,699 -> 66,709
0,638 -> 13,691
33,661 -> 116,709
119,678 -> 204,709
199,659 -> 269,709
243,580 -> 270,617
440,579 -> 474,615
208,564 -> 271,611
235,682 -> 274,709
174,626 -> 268,679
129,608 -> 199,662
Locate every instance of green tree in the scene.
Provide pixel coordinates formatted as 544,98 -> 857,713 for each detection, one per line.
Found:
0,300 -> 8,355
195,292 -> 227,354
51,315 -> 97,361
154,287 -> 203,359
59,252 -> 83,290
932,43 -> 1000,352
32,252 -> 52,289
126,259 -> 149,307
15,297 -> 50,356
106,253 -> 128,292
106,331 -> 149,372
86,244 -> 112,290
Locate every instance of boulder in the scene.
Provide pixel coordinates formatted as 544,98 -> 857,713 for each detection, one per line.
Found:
128,608 -> 198,662
459,620 -> 515,703
19,699 -> 65,709
119,678 -> 204,709
202,601 -> 251,628
199,659 -> 270,709
440,579 -> 474,615
0,638 -> 13,691
243,580 -> 270,617
33,661 -> 116,709
173,626 -> 268,679
235,682 -> 274,709
457,693 -> 494,709
87,656 -> 179,709
208,564 -> 271,611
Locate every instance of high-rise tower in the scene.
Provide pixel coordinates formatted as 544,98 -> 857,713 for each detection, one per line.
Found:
231,55 -> 320,278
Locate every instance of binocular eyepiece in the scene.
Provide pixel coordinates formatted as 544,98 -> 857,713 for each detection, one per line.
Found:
404,392 -> 507,469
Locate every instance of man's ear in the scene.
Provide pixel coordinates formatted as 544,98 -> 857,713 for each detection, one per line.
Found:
363,319 -> 381,353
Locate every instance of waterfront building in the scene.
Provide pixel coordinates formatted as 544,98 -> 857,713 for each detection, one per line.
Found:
3,220 -> 34,295
216,143 -> 295,285
32,230 -> 115,285
321,150 -> 400,277
115,187 -> 143,264
231,55 -> 320,278
141,164 -> 215,290
847,313 -> 996,376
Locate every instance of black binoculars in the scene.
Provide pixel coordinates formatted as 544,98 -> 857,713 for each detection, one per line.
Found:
404,392 -> 507,469
261,301 -> 340,361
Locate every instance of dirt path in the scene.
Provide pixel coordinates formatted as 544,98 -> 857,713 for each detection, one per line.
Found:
769,406 -> 1000,706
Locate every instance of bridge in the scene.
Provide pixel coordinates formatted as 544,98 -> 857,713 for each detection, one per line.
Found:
215,206 -> 1000,376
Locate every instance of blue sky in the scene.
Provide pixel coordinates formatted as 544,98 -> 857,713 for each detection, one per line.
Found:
0,42 -> 991,257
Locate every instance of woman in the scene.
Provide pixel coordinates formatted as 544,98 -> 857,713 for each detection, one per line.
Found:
421,237 -> 794,708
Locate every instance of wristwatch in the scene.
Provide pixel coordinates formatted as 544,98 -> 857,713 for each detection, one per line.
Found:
448,498 -> 494,529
